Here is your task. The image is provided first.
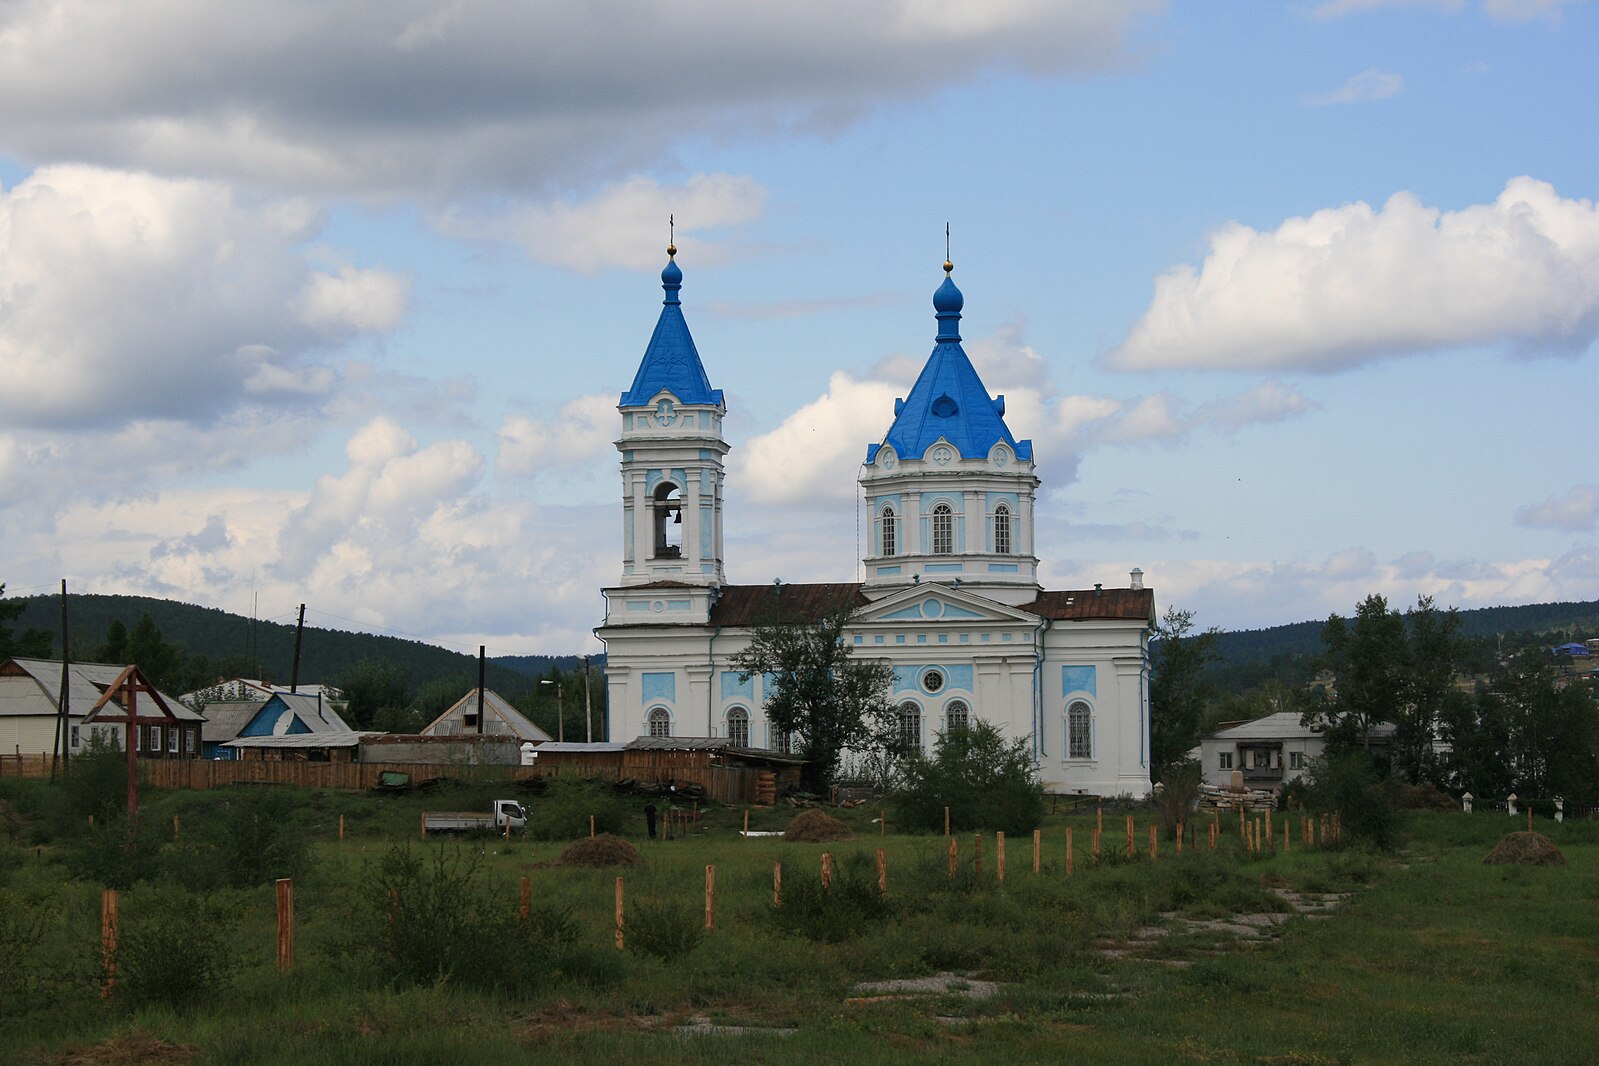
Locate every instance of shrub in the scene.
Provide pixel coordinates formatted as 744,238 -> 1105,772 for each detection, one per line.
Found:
891,719 -> 1044,835
115,890 -> 240,1010
1152,758 -> 1203,834
61,814 -> 162,890
524,781 -> 636,840
770,850 -> 893,943
1306,752 -> 1400,850
626,899 -> 705,960
165,791 -> 311,891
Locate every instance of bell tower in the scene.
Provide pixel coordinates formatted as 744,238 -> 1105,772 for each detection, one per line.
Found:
614,245 -> 728,589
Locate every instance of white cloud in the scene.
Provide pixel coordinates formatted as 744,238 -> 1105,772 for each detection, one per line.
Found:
1309,0 -> 1569,21
439,174 -> 767,272
0,165 -> 407,430
1515,484 -> 1599,532
1104,177 -> 1599,373
0,1 -> 1162,199
1310,0 -> 1463,17
1482,0 -> 1572,22
495,394 -> 618,478
1303,68 -> 1404,106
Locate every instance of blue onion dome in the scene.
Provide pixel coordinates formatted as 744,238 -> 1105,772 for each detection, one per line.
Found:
661,245 -> 682,303
934,261 -> 962,340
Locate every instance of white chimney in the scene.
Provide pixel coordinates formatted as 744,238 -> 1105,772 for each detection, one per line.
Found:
1130,567 -> 1144,590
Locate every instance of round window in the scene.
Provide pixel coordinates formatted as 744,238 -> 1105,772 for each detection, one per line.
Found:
922,669 -> 945,694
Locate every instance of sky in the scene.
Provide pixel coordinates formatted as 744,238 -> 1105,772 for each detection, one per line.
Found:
1,0 -> 1596,658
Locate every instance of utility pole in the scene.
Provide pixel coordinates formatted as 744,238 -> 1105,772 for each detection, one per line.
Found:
289,604 -> 306,693
583,654 -> 593,743
476,646 -> 486,734
52,579 -> 71,781
541,678 -> 564,743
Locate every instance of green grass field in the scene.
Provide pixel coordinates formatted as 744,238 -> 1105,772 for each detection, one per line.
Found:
2,778 -> 1595,1065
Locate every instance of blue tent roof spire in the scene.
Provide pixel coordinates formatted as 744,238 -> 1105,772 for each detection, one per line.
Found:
868,260 -> 1032,464
619,247 -> 724,408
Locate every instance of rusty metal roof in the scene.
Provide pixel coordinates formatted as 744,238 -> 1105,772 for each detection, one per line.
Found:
709,583 -> 869,626
1020,587 -> 1155,622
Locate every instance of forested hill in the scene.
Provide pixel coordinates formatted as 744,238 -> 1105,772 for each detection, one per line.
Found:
10,593 -> 585,696
1205,597 -> 1599,693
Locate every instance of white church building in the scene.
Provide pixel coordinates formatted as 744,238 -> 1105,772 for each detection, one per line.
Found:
595,249 -> 1156,796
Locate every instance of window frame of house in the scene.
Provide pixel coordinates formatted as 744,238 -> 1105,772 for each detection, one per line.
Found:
1218,751 -> 1233,770
726,706 -> 750,748
881,506 -> 898,557
184,728 -> 196,754
1066,701 -> 1093,760
147,724 -> 162,752
70,725 -> 81,749
1289,751 -> 1306,771
167,726 -> 179,753
944,699 -> 970,736
898,701 -> 922,752
994,503 -> 1012,555
647,707 -> 671,738
931,503 -> 954,555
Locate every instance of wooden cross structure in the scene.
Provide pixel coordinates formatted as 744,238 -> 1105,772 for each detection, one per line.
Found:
88,665 -> 178,822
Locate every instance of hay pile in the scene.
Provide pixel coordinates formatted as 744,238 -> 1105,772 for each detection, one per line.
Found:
1483,831 -> 1567,867
557,833 -> 642,867
784,809 -> 854,843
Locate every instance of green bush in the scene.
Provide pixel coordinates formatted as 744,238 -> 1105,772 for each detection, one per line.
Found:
890,719 -> 1045,835
523,780 -> 636,840
626,898 -> 705,960
115,889 -> 240,1010
1152,758 -> 1203,835
164,790 -> 310,890
61,814 -> 163,889
1306,752 -> 1401,850
770,850 -> 893,943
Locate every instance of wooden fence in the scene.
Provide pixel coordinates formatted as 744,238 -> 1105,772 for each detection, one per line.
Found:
1,749 -> 772,805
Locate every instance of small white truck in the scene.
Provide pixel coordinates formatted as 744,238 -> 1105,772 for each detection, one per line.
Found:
422,800 -> 528,835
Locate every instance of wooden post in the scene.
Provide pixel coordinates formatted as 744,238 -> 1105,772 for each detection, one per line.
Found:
590,815 -> 596,838
615,877 -> 624,950
821,852 -> 833,890
275,878 -> 294,973
338,814 -> 345,842
88,814 -> 94,830
996,831 -> 1006,883
1176,821 -> 1184,854
1096,805 -> 1103,835
876,847 -> 887,896
173,815 -> 180,841
1125,815 -> 1134,860
944,806 -> 950,836
704,865 -> 715,931
773,862 -> 782,908
744,809 -> 750,836
1527,807 -> 1533,832
1066,828 -> 1074,876
948,837 -> 958,880
974,834 -> 983,878
1266,812 -> 1273,848
1092,827 -> 1100,860
1209,821 -> 1216,850
100,889 -> 118,998
1148,824 -> 1157,861
519,876 -> 531,923
1032,829 -> 1041,874
1283,817 -> 1290,855
421,812 -> 427,839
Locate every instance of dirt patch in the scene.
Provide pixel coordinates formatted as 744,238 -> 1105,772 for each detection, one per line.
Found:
783,809 -> 854,843
1390,782 -> 1459,811
1483,830 -> 1567,867
557,833 -> 642,867
46,1031 -> 196,1065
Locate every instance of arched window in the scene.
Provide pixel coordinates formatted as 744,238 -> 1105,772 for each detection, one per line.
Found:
945,700 -> 970,736
994,504 -> 1012,555
898,701 -> 922,752
652,482 -> 683,559
932,503 -> 954,555
1067,701 -> 1092,760
881,506 -> 898,557
726,707 -> 750,747
647,707 -> 671,738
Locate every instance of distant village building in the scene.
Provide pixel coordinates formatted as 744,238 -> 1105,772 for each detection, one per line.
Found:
222,691 -> 366,761
1196,712 -> 1397,790
594,253 -> 1156,796
419,688 -> 553,744
1,657 -> 201,759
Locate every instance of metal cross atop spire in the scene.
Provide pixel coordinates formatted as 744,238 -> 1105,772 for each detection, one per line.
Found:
944,223 -> 953,274
668,214 -> 676,257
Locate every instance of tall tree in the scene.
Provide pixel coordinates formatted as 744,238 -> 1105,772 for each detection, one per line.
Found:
1149,606 -> 1219,780
0,583 -> 52,659
125,613 -> 184,691
731,604 -> 895,792
1311,594 -> 1407,756
335,660 -> 410,730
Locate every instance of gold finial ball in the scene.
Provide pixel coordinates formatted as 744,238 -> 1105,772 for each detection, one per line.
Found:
943,259 -> 954,274
667,243 -> 677,257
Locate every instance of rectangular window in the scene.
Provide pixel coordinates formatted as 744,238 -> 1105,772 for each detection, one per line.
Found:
994,508 -> 1012,555
1289,751 -> 1306,770
881,510 -> 897,556
1251,750 -> 1270,769
184,729 -> 196,754
147,725 -> 162,752
71,726 -> 81,748
1218,752 -> 1233,770
168,726 -> 179,753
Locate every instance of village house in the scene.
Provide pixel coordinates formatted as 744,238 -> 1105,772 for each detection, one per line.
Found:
1,657 -> 202,761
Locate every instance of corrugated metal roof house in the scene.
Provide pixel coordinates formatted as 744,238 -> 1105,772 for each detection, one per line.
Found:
1,657 -> 201,759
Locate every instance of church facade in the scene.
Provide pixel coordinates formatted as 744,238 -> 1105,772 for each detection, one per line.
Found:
595,251 -> 1155,797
